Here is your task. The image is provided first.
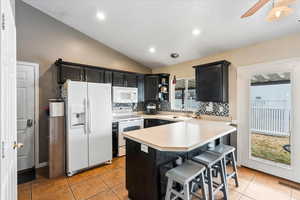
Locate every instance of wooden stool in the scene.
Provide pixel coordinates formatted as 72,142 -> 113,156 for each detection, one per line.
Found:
209,144 -> 239,187
165,160 -> 207,200
193,151 -> 228,200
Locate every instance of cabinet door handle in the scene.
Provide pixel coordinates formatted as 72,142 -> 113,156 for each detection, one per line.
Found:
84,98 -> 88,134
88,98 -> 92,134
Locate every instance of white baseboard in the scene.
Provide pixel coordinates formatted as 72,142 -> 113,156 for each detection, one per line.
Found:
36,162 -> 48,168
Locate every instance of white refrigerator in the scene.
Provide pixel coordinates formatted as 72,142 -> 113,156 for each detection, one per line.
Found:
63,80 -> 112,176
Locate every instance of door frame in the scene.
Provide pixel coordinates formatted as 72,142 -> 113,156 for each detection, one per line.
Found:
17,61 -> 40,168
237,57 -> 300,183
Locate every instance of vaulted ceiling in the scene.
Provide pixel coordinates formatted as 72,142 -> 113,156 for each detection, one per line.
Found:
22,0 -> 300,68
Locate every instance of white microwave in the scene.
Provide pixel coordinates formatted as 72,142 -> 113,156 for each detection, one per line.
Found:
113,87 -> 138,103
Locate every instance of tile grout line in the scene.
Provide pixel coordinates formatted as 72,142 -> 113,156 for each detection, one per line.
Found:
66,164 -> 122,187
70,170 -> 122,200
30,182 -> 33,200
67,176 -> 79,200
28,160 -> 125,200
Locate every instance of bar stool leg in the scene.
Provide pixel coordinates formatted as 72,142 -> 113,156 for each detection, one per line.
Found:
165,178 -> 173,200
219,161 -> 228,200
183,182 -> 190,200
207,168 -> 214,200
200,171 -> 207,200
222,158 -> 228,188
231,151 -> 239,187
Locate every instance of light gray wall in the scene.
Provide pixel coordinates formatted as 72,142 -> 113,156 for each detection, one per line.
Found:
15,0 -> 151,164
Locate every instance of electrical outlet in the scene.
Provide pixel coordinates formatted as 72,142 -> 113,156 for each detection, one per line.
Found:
141,144 -> 148,153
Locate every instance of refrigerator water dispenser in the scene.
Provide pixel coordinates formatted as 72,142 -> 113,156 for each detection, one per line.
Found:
70,105 -> 85,128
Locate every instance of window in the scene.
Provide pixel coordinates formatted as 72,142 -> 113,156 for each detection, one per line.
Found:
172,78 -> 198,111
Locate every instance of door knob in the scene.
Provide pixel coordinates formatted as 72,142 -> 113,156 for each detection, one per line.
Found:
13,142 -> 23,149
27,119 -> 33,127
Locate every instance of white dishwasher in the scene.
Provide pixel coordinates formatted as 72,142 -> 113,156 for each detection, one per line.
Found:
118,118 -> 144,156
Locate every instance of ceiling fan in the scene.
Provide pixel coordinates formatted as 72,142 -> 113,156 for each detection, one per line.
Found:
241,0 -> 295,21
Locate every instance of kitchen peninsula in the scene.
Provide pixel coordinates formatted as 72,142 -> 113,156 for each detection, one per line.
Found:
123,119 -> 236,200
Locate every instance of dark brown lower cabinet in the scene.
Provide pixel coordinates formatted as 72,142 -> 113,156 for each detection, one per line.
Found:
125,139 -> 209,200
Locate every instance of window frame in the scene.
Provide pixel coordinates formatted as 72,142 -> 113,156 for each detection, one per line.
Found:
171,77 -> 197,112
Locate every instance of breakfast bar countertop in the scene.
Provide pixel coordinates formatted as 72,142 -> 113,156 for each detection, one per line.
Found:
123,119 -> 236,152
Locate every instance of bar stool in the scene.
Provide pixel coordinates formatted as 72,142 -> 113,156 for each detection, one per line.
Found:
192,151 -> 228,200
209,144 -> 239,187
165,160 -> 207,200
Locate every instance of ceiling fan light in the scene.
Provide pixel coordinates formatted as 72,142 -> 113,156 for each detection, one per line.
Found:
266,6 -> 293,21
275,10 -> 282,18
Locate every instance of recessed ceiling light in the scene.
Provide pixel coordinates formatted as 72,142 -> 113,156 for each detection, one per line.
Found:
149,47 -> 156,53
96,11 -> 106,21
170,53 -> 180,59
192,28 -> 201,36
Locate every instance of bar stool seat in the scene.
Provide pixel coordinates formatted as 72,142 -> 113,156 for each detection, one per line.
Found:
166,160 -> 206,183
210,144 -> 235,155
165,160 -> 207,200
209,144 -> 239,187
192,151 -> 223,168
192,151 -> 228,200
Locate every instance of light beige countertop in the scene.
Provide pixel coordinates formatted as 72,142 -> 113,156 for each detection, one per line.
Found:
123,119 -> 236,152
138,111 -> 233,122
139,114 -> 192,121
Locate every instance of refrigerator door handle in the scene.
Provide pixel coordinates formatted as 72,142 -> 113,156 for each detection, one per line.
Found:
88,98 -> 92,134
84,98 -> 88,134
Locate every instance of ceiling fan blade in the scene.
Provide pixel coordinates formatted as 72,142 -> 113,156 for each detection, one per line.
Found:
275,0 -> 296,7
241,0 -> 271,18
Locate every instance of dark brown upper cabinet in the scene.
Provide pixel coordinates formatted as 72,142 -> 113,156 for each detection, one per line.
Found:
124,73 -> 138,87
144,74 -> 170,102
112,72 -> 138,87
104,71 -> 113,84
194,60 -> 230,103
137,75 -> 145,102
58,65 -> 84,84
85,68 -> 105,83
144,75 -> 159,101
112,72 -> 124,87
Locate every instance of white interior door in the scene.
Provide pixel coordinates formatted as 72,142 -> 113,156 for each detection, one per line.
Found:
87,83 -> 112,166
17,63 -> 35,171
0,0 -> 17,199
237,58 -> 300,183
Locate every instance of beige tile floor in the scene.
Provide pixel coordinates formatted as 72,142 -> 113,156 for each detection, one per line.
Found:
18,156 -> 300,200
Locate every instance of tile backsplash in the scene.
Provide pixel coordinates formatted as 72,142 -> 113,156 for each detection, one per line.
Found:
160,101 -> 229,117
196,102 -> 229,117
112,102 -> 145,112
113,101 -> 229,117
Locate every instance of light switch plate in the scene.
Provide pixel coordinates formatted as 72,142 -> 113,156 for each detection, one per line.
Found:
141,144 -> 148,153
